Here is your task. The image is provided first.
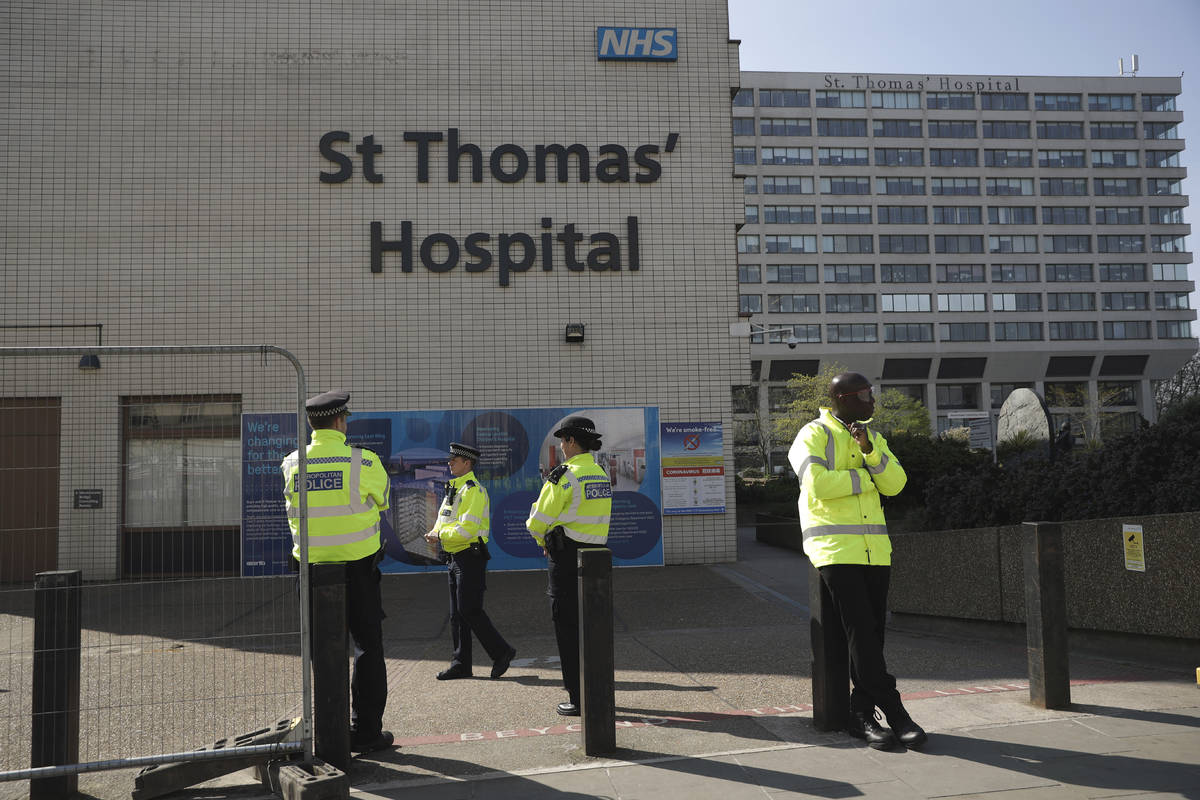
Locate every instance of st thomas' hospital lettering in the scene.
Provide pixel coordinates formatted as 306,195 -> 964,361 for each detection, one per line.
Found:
318,128 -> 680,284
823,73 -> 1022,92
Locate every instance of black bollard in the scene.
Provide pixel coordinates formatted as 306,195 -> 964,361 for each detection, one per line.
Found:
31,570 -> 82,800
309,562 -> 350,771
808,563 -> 849,732
1023,521 -> 1071,709
578,547 -> 615,755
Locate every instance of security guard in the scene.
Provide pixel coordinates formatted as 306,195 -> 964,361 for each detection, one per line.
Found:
525,417 -> 612,716
423,442 -> 517,681
281,390 -> 394,754
787,372 -> 926,751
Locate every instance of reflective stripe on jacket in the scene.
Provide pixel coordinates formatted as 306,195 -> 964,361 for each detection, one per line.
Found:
431,471 -> 489,554
281,429 -> 390,563
526,453 -> 612,546
787,407 -> 906,568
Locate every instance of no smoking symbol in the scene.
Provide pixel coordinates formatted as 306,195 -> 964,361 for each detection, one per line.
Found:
683,434 -> 701,450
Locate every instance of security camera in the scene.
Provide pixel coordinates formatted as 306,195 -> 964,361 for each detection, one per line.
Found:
786,336 -> 800,350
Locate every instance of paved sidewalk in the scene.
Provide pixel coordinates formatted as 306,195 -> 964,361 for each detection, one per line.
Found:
38,522 -> 1200,799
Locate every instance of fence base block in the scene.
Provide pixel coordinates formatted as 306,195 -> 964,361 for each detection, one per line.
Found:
266,757 -> 349,800
131,717 -> 301,799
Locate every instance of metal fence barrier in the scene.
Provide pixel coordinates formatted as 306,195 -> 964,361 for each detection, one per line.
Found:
0,345 -> 315,794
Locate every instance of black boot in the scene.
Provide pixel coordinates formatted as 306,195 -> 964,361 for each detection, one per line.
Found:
846,709 -> 896,750
885,706 -> 928,749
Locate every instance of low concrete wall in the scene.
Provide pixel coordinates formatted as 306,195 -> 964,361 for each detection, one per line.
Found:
890,512 -> 1200,641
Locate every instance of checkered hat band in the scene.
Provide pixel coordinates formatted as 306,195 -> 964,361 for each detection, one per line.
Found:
308,405 -> 346,417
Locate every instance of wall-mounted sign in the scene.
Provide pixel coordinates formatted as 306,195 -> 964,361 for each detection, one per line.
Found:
1122,523 -> 1145,572
660,422 -> 725,515
73,489 -> 103,509
597,27 -> 677,61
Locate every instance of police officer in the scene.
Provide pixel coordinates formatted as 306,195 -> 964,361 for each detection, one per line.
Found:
525,417 -> 612,716
423,442 -> 517,681
281,390 -> 394,754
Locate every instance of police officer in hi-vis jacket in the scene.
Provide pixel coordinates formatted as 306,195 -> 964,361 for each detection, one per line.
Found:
525,417 -> 612,717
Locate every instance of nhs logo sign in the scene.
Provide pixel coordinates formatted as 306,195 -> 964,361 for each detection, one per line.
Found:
597,27 -> 677,61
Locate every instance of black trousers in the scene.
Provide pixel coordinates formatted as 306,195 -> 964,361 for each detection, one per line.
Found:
817,563 -> 903,716
447,547 -> 511,668
546,536 -> 586,705
339,553 -> 388,739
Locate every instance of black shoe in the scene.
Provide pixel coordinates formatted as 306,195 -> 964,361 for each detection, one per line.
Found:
491,647 -> 517,679
436,664 -> 473,680
350,730 -> 395,754
887,710 -> 928,749
847,709 -> 896,750
556,702 -> 580,717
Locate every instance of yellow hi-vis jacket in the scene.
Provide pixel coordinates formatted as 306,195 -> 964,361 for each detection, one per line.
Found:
281,429 -> 390,563
430,471 -> 490,555
787,407 -> 907,568
525,453 -> 612,546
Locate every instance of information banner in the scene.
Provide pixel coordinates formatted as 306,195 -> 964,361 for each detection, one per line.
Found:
660,421 -> 725,515
241,406 -> 662,575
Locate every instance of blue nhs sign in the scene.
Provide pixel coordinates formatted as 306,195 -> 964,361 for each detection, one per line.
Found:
596,27 -> 677,61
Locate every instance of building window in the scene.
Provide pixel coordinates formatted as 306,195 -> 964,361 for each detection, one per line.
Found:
122,396 -> 242,577
737,234 -> 760,254
1036,121 -> 1084,139
1095,207 -> 1143,225
1048,321 -> 1097,340
1043,235 -> 1091,253
931,148 -> 979,167
932,205 -> 981,225
766,234 -> 818,253
1091,122 -> 1138,139
874,119 -> 923,137
1045,263 -> 1093,282
876,177 -> 925,195
874,147 -> 924,166
986,149 -> 1033,167
1102,291 -> 1148,311
872,91 -> 921,109
990,235 -> 1039,254
939,323 -> 989,341
1145,150 -> 1182,168
761,146 -> 813,165
1042,206 -> 1089,225
1152,263 -> 1189,281
1144,122 -> 1180,140
1046,292 -> 1096,311
937,264 -> 986,283
1088,93 -> 1135,111
992,263 -> 1039,282
768,293 -> 820,313
760,118 -> 811,136
880,264 -> 930,283
734,146 -> 757,165
993,292 -> 1041,311
884,323 -> 934,342
767,386 -> 793,412
1035,93 -> 1082,111
936,383 -> 980,408
821,234 -> 873,253
1152,235 -> 1189,253
816,118 -> 868,136
822,205 -> 872,224
928,120 -> 976,138
995,322 -> 1042,341
1094,178 -> 1140,196
927,92 -> 976,109
743,204 -> 759,224
987,177 -> 1034,196
824,264 -> 875,283
1150,207 -> 1186,224
1158,320 -> 1194,339
819,147 -> 869,165
1099,263 -> 1146,281
931,177 -> 980,196
1092,149 -> 1139,168
987,206 -> 1035,225
981,92 -> 1028,110
739,294 -> 762,314
1143,94 -> 1177,112
738,265 -> 761,283
937,293 -> 987,312
1038,149 -> 1085,168
1147,179 -> 1183,196
767,324 -> 822,344
1104,321 -> 1151,339
733,88 -> 754,107
876,205 -> 926,224
879,234 -> 929,253
1097,235 -> 1145,253
759,89 -> 810,107
820,176 -> 871,194
881,293 -> 931,312
732,118 -> 755,136
1040,178 -> 1088,196
1155,291 -> 1190,310
827,323 -> 878,342
815,90 -> 865,108
982,120 -> 1030,139
935,235 -> 983,254
1045,382 -> 1088,407
761,176 -> 814,194
826,293 -> 876,313
1098,381 -> 1138,406
744,177 -> 758,195
767,264 -> 819,283
763,205 -> 816,224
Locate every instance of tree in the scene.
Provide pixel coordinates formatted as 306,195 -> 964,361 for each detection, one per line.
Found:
1155,348 -> 1200,417
772,362 -> 932,443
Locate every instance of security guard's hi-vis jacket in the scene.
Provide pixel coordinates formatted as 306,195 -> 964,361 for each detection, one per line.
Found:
525,453 -> 612,546
788,407 -> 907,568
281,429 -> 390,563
430,471 -> 490,554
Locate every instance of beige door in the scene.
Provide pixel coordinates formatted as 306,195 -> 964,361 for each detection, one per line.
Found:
0,398 -> 60,583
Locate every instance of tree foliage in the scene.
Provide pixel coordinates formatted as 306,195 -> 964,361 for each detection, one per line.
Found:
1156,348 -> 1200,417
771,362 -> 932,443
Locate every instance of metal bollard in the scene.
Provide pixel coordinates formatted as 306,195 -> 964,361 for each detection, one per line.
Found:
578,547 -> 615,755
1023,521 -> 1071,709
31,570 -> 82,799
309,562 -> 350,771
808,563 -> 849,731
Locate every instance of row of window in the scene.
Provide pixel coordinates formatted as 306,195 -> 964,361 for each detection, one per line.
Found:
737,233 -> 1190,254
737,319 -> 1193,342
736,262 -> 1191,284
741,175 -> 1184,197
739,290 -> 1189,313
732,142 -> 1183,169
734,118 -> 1181,140
744,205 -> 1187,226
733,88 -> 1178,113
